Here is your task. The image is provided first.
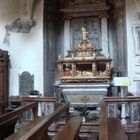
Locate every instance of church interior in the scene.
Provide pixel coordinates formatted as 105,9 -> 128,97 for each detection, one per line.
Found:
0,0 -> 140,140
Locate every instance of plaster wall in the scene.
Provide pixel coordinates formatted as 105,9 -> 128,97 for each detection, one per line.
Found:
0,0 -> 44,96
126,0 -> 140,95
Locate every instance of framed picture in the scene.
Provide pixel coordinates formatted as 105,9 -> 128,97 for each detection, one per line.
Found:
132,24 -> 140,56
108,104 -> 117,118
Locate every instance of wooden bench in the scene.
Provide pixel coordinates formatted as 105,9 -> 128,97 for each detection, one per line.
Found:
99,103 -> 127,140
5,102 -> 70,140
52,117 -> 82,140
99,103 -> 108,140
0,102 -> 38,139
0,101 -> 8,115
0,116 -> 18,140
107,118 -> 127,140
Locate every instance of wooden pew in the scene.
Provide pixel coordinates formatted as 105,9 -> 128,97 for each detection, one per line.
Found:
0,101 -> 8,115
5,102 -> 70,140
0,102 -> 38,140
0,116 -> 18,140
136,133 -> 140,140
107,118 -> 127,140
99,103 -> 108,140
0,102 -> 38,124
99,103 -> 127,140
52,117 -> 82,140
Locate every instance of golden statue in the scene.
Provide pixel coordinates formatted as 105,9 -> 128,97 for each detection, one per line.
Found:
81,27 -> 88,40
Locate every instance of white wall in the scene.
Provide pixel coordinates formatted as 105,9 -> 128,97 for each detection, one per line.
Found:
0,0 -> 44,96
126,0 -> 140,96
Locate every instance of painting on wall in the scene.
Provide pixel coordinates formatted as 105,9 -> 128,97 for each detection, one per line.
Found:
71,17 -> 100,49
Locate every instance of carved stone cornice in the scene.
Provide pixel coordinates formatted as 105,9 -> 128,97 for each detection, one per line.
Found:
62,10 -> 108,18
64,0 -> 107,8
61,0 -> 109,16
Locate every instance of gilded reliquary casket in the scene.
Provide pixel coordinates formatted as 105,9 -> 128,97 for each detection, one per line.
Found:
57,28 -> 112,83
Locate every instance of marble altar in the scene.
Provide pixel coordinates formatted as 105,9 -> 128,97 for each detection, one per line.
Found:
59,82 -> 110,108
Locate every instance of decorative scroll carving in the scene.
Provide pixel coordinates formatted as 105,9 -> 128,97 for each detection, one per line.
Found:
80,95 -> 90,103
57,27 -> 112,83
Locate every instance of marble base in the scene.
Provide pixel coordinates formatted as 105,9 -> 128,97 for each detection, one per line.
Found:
59,83 -> 110,108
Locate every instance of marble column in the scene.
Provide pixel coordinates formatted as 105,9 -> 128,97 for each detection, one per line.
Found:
101,16 -> 109,57
64,19 -> 71,57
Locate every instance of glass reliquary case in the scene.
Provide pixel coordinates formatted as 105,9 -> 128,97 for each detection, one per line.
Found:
57,27 -> 112,83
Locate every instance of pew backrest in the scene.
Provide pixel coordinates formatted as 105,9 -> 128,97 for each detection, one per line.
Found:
108,118 -> 127,140
99,103 -> 108,140
5,102 -> 70,140
0,102 -> 38,124
52,117 -> 82,140
0,102 -> 38,139
99,103 -> 127,140
0,116 -> 18,140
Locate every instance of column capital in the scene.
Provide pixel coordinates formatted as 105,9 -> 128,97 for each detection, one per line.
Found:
64,15 -> 72,21
99,14 -> 109,19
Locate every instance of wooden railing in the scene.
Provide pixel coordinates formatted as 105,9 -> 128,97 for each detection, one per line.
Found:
99,102 -> 128,140
104,96 -> 140,125
0,102 -> 38,124
99,96 -> 140,140
10,96 -> 57,117
5,102 -> 70,140
22,96 -> 56,116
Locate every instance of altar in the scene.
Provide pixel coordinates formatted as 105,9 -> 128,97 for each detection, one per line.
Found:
59,82 -> 110,108
57,27 -> 112,108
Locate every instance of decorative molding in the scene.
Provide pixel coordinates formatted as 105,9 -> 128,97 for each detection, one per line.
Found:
133,77 -> 140,81
134,0 -> 140,19
132,23 -> 140,56
67,0 -> 106,5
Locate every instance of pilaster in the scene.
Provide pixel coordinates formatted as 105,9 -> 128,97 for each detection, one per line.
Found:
101,16 -> 109,57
